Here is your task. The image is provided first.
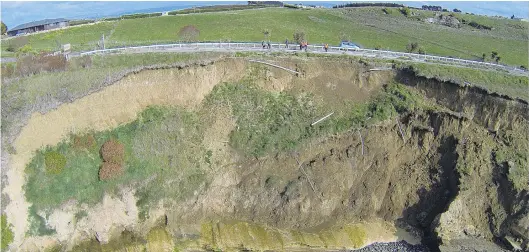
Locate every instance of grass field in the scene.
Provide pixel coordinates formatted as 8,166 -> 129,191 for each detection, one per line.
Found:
403,63 -> 529,100
2,7 -> 527,66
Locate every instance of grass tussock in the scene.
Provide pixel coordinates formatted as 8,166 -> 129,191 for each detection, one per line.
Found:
44,151 -> 67,174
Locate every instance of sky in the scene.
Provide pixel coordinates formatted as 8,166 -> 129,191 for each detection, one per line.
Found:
1,1 -> 528,29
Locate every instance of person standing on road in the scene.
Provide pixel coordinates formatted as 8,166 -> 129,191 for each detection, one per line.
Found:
285,39 -> 289,49
324,43 -> 328,52
262,41 -> 265,49
267,41 -> 271,49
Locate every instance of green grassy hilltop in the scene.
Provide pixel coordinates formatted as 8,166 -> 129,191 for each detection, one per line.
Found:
2,7 -> 528,66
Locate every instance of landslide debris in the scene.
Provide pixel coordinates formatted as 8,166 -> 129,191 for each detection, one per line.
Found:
3,56 -> 528,252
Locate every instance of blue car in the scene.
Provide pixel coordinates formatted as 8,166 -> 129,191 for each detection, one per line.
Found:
340,41 -> 360,49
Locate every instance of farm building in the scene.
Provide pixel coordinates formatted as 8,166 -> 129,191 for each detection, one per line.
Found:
7,18 -> 69,36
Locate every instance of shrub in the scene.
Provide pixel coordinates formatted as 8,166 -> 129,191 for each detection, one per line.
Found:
1,214 -> 14,251
382,8 -> 392,14
15,53 -> 67,77
1,63 -> 15,80
73,134 -> 96,150
100,139 -> 125,164
15,44 -> 36,57
293,30 -> 305,44
468,21 -> 492,30
99,162 -> 123,181
69,55 -> 92,69
6,36 -> 28,51
406,42 -> 419,53
44,151 -> 67,174
1,21 -> 6,35
400,7 -> 411,17
5,43 -> 15,52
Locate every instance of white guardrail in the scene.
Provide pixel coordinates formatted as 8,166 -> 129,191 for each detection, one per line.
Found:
77,42 -> 526,73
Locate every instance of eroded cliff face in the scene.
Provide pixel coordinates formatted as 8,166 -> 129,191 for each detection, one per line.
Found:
5,57 -> 528,251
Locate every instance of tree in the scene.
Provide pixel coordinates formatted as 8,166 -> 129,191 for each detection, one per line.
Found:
495,56 -> 501,63
482,53 -> 487,62
418,47 -> 425,54
293,30 -> 305,44
491,51 -> 498,59
178,25 -> 200,42
1,21 -> 6,35
400,7 -> 411,17
490,51 -> 501,63
406,42 -> 419,53
511,15 -> 515,19
453,9 -> 461,12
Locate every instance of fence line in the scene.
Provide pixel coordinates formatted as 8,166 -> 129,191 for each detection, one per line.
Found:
76,42 -> 526,73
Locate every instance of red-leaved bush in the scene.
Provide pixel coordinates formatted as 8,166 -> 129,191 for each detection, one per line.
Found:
99,139 -> 125,181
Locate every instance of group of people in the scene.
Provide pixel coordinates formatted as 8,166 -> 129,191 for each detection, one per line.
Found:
299,41 -> 308,51
262,41 -> 271,49
262,39 -> 330,52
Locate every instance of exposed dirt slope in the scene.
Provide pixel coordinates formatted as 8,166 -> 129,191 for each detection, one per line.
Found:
5,59 -> 247,249
3,57 -> 528,251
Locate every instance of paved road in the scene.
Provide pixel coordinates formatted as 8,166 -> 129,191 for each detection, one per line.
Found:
4,42 -> 527,77
75,43 -> 528,77
0,57 -> 16,63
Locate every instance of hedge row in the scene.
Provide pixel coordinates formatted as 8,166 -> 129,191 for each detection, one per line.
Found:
168,5 -> 266,15
101,12 -> 162,21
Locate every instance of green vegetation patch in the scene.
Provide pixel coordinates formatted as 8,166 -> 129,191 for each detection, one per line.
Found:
25,105 -> 209,223
23,71 -> 430,231
27,205 -> 56,236
403,63 -> 529,101
206,80 -> 428,159
495,127 -> 529,192
206,82 -> 319,157
1,52 -> 224,150
5,8 -> 526,66
1,214 -> 14,251
44,150 -> 67,174
199,220 -> 368,250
